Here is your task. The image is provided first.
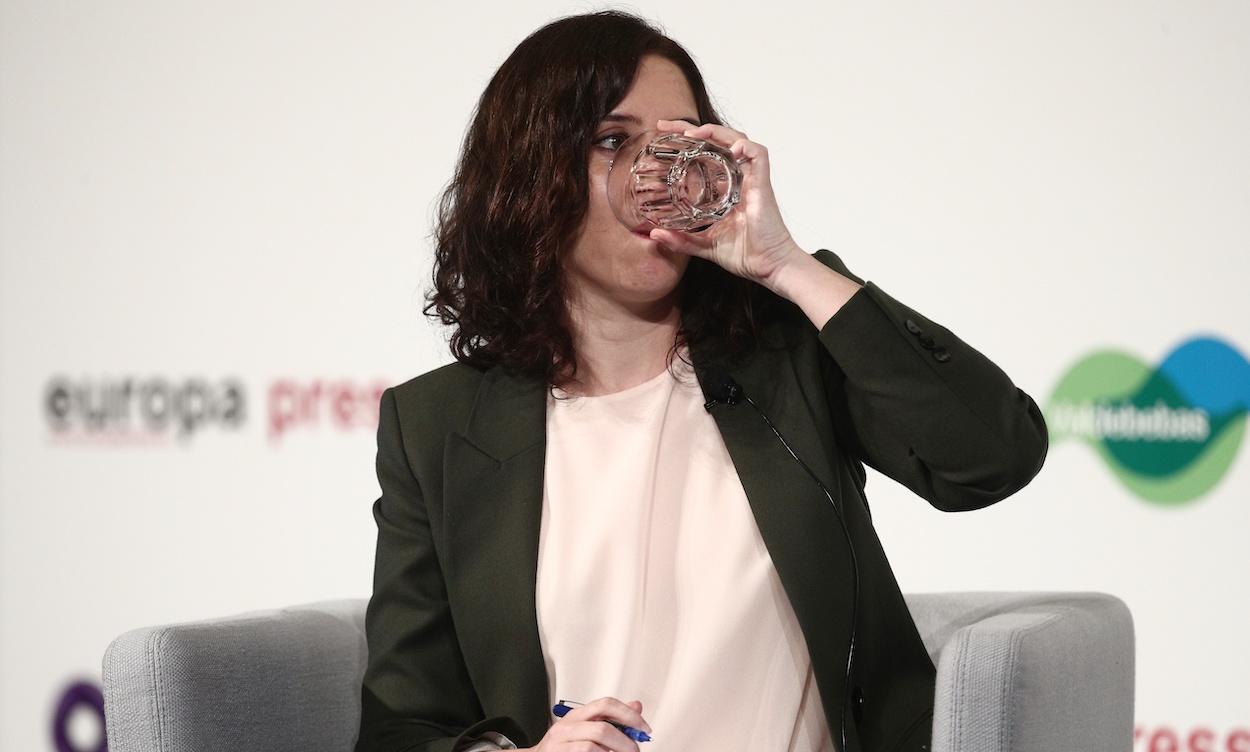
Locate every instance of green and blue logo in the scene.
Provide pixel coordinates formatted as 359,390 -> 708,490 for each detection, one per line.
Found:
1045,336 -> 1250,505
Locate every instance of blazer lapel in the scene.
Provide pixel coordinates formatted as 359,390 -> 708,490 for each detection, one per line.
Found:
442,367 -> 552,743
441,335 -> 856,746
689,339 -> 857,724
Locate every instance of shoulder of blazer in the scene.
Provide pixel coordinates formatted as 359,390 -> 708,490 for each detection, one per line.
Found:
387,360 -> 488,487
392,360 -> 486,417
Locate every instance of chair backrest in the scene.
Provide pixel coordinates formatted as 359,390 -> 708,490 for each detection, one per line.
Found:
906,591 -> 1135,752
103,592 -> 1134,752
103,599 -> 367,752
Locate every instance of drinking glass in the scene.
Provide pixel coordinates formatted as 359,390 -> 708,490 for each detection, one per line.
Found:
606,130 -> 743,233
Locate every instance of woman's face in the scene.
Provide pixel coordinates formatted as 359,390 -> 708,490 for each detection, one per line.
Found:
564,54 -> 702,313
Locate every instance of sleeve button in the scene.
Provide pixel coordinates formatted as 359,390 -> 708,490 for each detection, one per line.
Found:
933,347 -> 951,363
904,319 -> 923,335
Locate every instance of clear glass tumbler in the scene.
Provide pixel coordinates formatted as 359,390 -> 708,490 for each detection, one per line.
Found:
606,130 -> 743,233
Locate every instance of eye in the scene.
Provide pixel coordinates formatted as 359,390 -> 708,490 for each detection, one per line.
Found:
593,133 -> 627,151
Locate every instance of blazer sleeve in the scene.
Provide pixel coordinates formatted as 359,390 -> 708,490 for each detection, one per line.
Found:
355,387 -> 530,752
455,732 -> 520,752
809,248 -> 1048,512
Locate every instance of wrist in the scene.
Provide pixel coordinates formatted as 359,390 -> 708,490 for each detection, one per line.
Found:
755,240 -> 810,296
766,249 -> 863,330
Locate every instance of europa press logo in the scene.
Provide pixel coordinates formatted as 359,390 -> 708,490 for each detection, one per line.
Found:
1045,336 -> 1250,505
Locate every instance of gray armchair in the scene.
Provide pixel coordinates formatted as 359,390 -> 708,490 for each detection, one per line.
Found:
102,592 -> 1134,752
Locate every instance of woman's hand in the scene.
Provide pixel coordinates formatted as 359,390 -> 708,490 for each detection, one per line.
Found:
650,119 -> 804,291
521,696 -> 652,752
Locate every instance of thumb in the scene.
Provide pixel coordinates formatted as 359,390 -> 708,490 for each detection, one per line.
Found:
649,228 -> 710,259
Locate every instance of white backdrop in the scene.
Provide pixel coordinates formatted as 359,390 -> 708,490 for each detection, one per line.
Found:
2,2 -> 1247,751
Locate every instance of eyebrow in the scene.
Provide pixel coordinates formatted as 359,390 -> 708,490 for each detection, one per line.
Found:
602,112 -> 702,126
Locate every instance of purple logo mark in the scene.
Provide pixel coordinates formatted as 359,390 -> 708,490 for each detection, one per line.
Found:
53,680 -> 106,752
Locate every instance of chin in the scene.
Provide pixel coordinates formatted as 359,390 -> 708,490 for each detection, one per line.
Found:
621,256 -> 686,301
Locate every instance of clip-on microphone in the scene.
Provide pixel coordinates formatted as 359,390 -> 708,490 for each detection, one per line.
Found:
701,364 -> 744,409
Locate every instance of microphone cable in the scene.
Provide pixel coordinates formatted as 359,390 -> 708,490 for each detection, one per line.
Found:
701,367 -> 861,752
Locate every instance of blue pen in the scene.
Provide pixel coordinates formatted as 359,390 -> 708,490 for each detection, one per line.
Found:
552,700 -> 653,743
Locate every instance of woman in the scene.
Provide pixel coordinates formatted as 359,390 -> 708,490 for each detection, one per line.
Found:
355,11 -> 1047,752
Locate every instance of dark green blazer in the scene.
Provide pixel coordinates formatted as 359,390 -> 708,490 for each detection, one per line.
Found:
355,249 -> 1048,752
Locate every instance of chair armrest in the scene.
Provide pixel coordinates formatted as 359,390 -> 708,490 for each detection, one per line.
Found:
102,598 -> 369,752
905,591 -> 1135,752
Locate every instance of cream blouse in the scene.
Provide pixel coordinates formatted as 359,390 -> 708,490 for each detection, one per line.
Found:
514,353 -> 837,752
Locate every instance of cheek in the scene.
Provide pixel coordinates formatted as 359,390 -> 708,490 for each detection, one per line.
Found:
587,170 -> 611,214
580,175 -> 621,239
568,175 -> 617,269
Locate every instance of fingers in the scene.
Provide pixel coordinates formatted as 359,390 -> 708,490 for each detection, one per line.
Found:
655,119 -> 766,172
545,737 -> 612,752
656,118 -> 697,133
649,227 -> 714,259
657,120 -> 746,146
558,722 -> 638,752
564,697 -> 652,735
548,697 -> 651,752
729,137 -> 766,162
682,122 -> 748,147
729,137 -> 770,180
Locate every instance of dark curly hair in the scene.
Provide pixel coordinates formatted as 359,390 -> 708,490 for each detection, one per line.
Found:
423,10 -> 788,391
